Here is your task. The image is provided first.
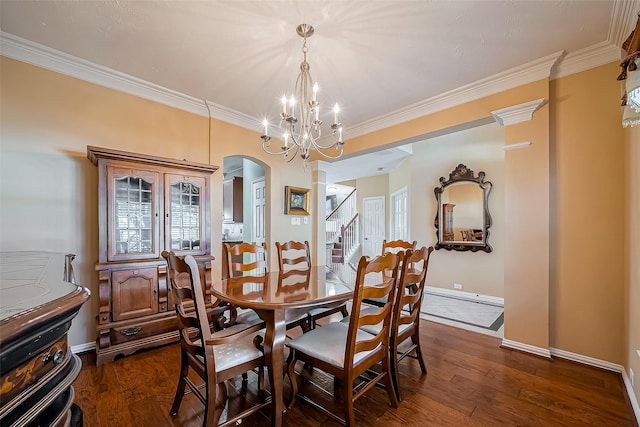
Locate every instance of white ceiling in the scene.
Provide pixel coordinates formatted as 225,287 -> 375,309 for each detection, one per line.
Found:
1,0 -> 638,182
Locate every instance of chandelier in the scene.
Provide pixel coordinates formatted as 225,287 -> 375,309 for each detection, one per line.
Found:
260,24 -> 345,168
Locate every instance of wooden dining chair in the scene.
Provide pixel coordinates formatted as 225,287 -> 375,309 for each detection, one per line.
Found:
286,253 -> 401,426
381,239 -> 417,255
170,255 -> 271,427
363,239 -> 417,307
226,242 -> 310,332
275,240 -> 348,329
359,246 -> 434,401
162,250 -> 263,330
224,242 -> 269,278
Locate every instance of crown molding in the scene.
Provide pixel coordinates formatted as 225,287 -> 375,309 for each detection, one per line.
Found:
608,0 -> 640,48
346,51 -> 564,139
551,41 -> 622,80
491,98 -> 545,126
204,100 -> 263,132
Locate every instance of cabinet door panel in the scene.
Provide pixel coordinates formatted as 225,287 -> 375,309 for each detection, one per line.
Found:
107,166 -> 161,261
165,174 -> 208,255
112,268 -> 158,321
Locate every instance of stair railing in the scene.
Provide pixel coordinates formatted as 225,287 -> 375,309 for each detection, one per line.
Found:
326,188 -> 356,245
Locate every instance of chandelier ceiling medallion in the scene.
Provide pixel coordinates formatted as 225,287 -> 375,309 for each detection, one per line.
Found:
260,24 -> 344,168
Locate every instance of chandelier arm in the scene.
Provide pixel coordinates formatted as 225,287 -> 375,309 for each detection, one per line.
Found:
307,145 -> 345,160
261,138 -> 298,156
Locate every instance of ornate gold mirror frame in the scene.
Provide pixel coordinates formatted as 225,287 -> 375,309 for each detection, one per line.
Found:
434,164 -> 492,252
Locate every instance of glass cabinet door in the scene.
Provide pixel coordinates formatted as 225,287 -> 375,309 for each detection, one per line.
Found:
107,166 -> 161,261
165,174 -> 207,255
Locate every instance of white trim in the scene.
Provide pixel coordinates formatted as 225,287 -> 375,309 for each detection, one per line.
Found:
491,99 -> 545,126
347,51 -> 563,139
71,341 -> 95,354
501,338 -> 552,359
425,286 -> 504,307
503,142 -> 532,151
550,347 -> 623,372
623,369 -> 640,423
0,31 -> 211,118
552,41 -> 621,80
608,0 -> 640,48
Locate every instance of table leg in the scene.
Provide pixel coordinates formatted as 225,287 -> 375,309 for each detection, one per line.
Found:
256,308 -> 287,427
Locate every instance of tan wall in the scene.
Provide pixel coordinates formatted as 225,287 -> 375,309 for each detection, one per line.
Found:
550,63 -> 626,362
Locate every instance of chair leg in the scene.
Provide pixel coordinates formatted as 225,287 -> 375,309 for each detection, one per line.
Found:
412,332 -> 428,374
341,378 -> 355,427
241,372 -> 249,392
381,353 -> 399,409
204,380 -> 223,427
286,350 -> 299,409
258,365 -> 265,393
170,349 -> 189,416
389,338 -> 402,402
340,304 -> 349,318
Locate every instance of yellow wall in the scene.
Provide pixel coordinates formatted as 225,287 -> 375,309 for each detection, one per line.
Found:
550,63 -> 626,361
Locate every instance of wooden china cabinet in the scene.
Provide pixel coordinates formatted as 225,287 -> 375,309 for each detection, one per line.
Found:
87,146 -> 217,365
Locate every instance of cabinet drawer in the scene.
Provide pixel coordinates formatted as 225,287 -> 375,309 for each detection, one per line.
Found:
112,268 -> 159,321
110,315 -> 178,346
0,335 -> 68,406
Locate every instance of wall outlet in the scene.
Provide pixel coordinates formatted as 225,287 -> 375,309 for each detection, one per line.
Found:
453,283 -> 463,290
291,217 -> 300,225
630,368 -> 635,387
303,216 -> 308,224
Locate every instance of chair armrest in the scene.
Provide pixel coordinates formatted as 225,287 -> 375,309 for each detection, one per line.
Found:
205,323 -> 264,346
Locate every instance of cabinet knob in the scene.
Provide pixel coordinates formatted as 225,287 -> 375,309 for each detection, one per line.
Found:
43,349 -> 65,365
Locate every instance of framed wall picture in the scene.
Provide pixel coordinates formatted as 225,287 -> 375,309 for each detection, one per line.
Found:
285,186 -> 310,215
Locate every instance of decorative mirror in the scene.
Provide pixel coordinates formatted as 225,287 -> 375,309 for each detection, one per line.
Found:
434,164 -> 492,252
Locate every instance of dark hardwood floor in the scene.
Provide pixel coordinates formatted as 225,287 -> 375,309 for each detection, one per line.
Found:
73,320 -> 638,426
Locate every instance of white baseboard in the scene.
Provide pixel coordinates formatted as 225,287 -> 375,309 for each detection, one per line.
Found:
549,347 -> 622,372
622,369 -> 640,423
501,338 -> 552,358
426,286 -> 504,306
71,341 -> 95,354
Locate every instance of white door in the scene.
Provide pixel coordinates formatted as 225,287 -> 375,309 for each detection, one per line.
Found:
362,196 -> 385,257
251,178 -> 266,245
390,187 -> 408,241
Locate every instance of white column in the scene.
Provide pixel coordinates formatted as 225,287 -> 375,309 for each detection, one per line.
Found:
311,161 -> 331,266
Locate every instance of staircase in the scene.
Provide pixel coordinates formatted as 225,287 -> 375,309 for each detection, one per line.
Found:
326,188 -> 359,276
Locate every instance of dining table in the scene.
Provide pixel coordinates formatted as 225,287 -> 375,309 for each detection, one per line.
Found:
209,265 -> 354,427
